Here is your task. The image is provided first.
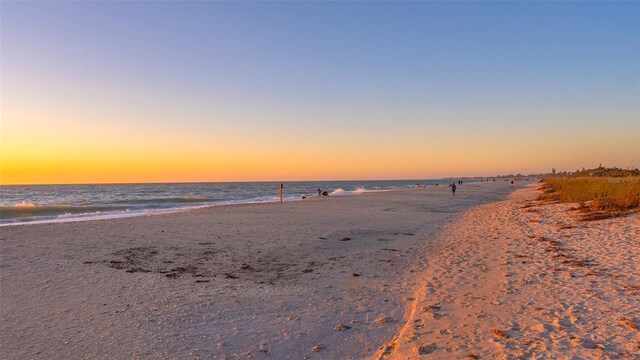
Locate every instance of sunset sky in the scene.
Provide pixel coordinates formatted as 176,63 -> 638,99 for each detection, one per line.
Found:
1,2 -> 639,184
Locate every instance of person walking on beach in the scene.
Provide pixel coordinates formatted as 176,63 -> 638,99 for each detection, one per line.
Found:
317,188 -> 322,197
449,182 -> 457,196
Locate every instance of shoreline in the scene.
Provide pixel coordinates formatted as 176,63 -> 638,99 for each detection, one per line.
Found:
0,189 -> 379,228
0,180 -> 508,227
1,181 -> 560,359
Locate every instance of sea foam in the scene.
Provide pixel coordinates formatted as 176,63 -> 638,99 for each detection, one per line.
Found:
329,187 -> 368,196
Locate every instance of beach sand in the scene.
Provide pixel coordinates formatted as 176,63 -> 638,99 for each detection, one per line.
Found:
380,184 -> 639,359
1,182 -> 638,359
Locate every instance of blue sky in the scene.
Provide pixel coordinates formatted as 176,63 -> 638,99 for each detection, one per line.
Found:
1,1 -> 639,183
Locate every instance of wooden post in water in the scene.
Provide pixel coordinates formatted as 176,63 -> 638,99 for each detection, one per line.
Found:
280,183 -> 283,204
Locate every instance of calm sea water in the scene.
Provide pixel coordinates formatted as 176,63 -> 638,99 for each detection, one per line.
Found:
0,179 -> 474,226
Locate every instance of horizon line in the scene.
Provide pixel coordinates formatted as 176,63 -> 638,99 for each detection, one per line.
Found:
0,175 -> 534,187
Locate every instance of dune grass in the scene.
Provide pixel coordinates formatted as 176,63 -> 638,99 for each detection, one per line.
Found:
540,177 -> 640,220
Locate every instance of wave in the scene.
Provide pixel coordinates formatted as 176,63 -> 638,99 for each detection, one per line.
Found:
111,196 -> 210,204
0,204 -> 125,218
15,201 -> 36,208
0,195 -> 302,226
1,197 -> 211,219
0,208 -> 179,226
329,187 -> 368,196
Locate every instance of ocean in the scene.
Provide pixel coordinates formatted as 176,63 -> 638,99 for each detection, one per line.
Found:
0,179 -> 473,226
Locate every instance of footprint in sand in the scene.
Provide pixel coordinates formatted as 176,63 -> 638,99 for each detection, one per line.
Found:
530,323 -> 554,333
421,304 -> 443,319
418,343 -> 437,354
332,323 -> 352,331
374,314 -> 396,324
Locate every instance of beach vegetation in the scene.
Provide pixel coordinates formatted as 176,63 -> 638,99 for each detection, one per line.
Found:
502,165 -> 640,179
539,177 -> 640,220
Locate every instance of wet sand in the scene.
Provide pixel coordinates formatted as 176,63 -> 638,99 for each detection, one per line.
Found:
1,182 -> 518,359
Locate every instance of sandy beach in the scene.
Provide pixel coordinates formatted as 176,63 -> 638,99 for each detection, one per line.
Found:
1,181 -> 638,359
381,185 -> 639,359
4,1 -> 638,359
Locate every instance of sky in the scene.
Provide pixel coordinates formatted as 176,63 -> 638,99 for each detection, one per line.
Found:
1,1 -> 639,184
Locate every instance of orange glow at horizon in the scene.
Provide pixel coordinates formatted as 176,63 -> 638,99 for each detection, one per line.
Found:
2,104 -> 638,185
2,128 -> 636,185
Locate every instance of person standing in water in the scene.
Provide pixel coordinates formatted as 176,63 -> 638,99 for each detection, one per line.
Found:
449,182 -> 457,196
